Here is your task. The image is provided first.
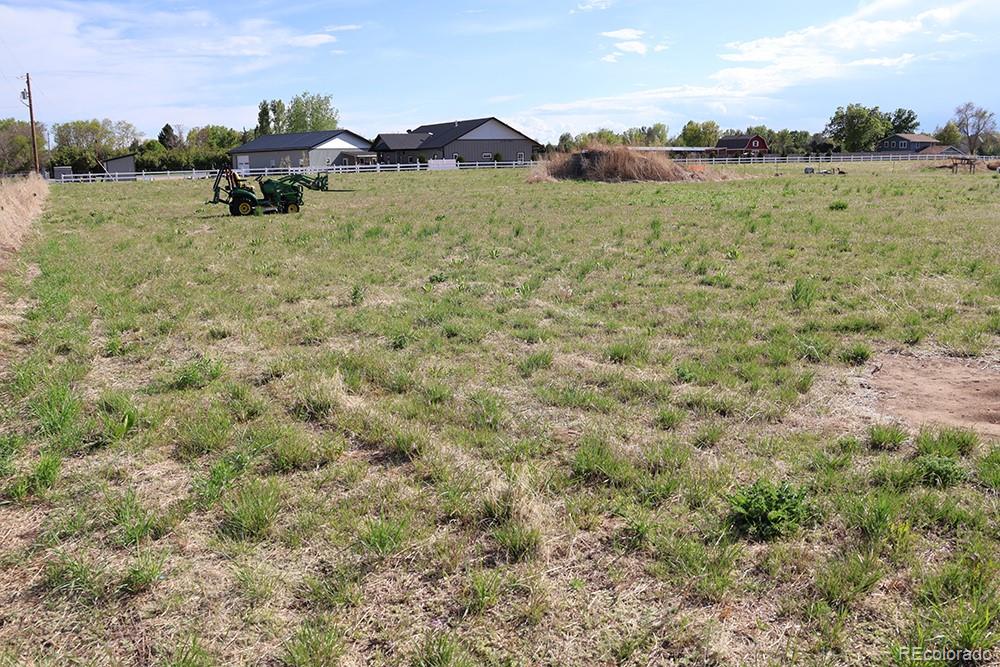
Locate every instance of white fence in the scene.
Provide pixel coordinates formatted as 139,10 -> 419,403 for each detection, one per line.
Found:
669,153 -> 991,166
46,152 -> 997,183
50,161 -> 536,184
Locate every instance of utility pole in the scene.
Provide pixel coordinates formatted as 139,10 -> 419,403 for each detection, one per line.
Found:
21,73 -> 40,174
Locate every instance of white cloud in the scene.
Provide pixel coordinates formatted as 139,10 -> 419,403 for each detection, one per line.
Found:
600,28 -> 644,40
287,34 -> 337,47
654,44 -> 669,52
573,0 -> 614,12
323,24 -> 362,32
526,0 -> 988,140
487,94 -> 524,104
615,40 -> 648,54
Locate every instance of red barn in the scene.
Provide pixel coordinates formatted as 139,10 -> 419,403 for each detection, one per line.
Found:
715,134 -> 769,156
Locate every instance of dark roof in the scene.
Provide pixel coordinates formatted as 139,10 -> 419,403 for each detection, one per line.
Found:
408,117 -> 541,149
715,135 -> 764,149
372,133 -> 432,151
891,133 -> 938,143
229,130 -> 370,154
919,144 -> 963,155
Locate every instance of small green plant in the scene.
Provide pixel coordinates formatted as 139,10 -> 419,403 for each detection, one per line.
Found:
727,479 -> 809,540
350,284 -> 365,306
915,454 -> 966,487
790,278 -> 819,308
165,636 -> 215,667
572,437 -> 636,487
412,632 -> 474,667
978,447 -> 1000,489
829,200 -> 849,211
493,520 -> 541,562
867,423 -> 907,450
845,492 -> 898,543
220,478 -> 281,540
462,569 -> 504,615
358,517 -> 407,556
606,337 -> 648,365
466,391 -> 507,431
282,616 -> 344,667
224,383 -> 266,422
290,383 -> 337,423
815,550 -> 882,609
692,423 -> 725,449
916,427 -> 978,458
120,551 -> 165,595
517,350 -> 553,377
175,408 -> 232,459
653,406 -> 684,431
303,564 -> 363,609
839,343 -> 872,365
168,357 -> 224,390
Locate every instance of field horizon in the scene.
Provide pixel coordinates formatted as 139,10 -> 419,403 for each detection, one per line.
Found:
1,166 -> 999,666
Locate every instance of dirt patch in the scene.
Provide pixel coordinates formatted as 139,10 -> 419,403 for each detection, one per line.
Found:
871,354 -> 1000,437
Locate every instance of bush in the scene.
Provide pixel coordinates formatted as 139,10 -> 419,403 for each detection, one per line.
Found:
728,479 -> 809,540
915,454 -> 966,488
828,200 -> 849,211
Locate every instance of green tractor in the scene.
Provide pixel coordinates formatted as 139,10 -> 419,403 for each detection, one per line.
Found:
209,167 -> 330,216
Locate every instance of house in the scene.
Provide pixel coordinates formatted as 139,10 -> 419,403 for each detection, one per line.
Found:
372,117 -> 540,164
229,130 -> 374,170
102,153 -> 136,177
875,133 -> 941,153
715,134 -> 769,156
916,144 -> 966,156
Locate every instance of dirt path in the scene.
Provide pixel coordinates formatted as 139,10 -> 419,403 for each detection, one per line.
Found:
873,353 -> 1000,438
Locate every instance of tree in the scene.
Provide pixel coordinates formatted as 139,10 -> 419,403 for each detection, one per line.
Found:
887,108 -> 919,134
287,92 -> 339,133
825,104 -> 891,152
677,121 -> 719,147
933,121 -> 963,148
51,118 -> 135,171
187,125 -> 241,150
270,100 -> 287,134
256,101 -> 272,136
557,133 -> 575,153
158,124 -> 180,150
0,118 -> 46,174
952,102 -> 997,155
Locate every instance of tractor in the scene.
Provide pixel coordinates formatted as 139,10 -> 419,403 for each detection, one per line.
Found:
209,167 -> 330,216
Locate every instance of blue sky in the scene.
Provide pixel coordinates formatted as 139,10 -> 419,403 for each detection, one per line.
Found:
1,0 -> 998,143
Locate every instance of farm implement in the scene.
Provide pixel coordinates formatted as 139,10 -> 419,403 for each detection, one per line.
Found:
209,167 -> 329,216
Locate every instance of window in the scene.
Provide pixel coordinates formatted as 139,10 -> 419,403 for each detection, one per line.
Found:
891,141 -> 897,148
482,152 -> 492,160
409,156 -> 417,163
900,141 -> 908,149
752,140 -> 760,148
516,151 -> 525,162
883,141 -> 889,147
270,159 -> 276,167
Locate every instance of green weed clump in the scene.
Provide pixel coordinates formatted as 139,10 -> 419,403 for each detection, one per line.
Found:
220,478 -> 282,540
868,423 -> 907,450
727,479 -> 809,540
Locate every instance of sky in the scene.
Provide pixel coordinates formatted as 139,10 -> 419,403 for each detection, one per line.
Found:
1,0 -> 998,144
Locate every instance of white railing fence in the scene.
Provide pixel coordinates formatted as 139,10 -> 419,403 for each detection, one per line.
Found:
50,161 -> 536,184
47,152 -> 996,183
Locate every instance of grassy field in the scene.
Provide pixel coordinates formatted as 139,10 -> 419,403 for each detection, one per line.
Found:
1,166 -> 999,666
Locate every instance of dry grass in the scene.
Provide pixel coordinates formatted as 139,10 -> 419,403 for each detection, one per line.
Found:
0,175 -> 47,257
533,146 -> 724,183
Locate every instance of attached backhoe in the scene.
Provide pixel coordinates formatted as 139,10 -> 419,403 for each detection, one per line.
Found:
209,167 -> 330,216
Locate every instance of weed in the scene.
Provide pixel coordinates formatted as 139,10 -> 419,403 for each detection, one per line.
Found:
572,437 -> 636,487
915,427 -> 978,458
175,408 -> 232,459
493,520 -> 541,562
828,200 -> 849,211
220,478 -> 282,541
517,350 -> 553,377
358,517 -> 407,556
790,278 -> 819,309
914,454 -> 966,488
728,479 -> 809,540
867,423 -> 907,450
120,551 -> 165,595
838,343 -> 872,365
606,337 -> 648,365
168,357 -> 224,390
412,632 -> 474,667
466,391 -> 507,431
653,407 -> 684,431
978,447 -> 1000,489
462,569 -> 504,615
282,616 -> 344,667
815,549 -> 882,610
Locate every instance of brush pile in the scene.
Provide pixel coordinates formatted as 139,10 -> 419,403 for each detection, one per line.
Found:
530,145 -> 723,183
0,174 -> 48,260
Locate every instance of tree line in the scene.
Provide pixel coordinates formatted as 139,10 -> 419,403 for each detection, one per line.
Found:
0,91 -> 339,175
548,101 -> 998,156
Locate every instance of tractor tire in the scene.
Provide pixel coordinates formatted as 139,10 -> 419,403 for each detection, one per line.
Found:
230,197 -> 255,216
285,203 -> 300,214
